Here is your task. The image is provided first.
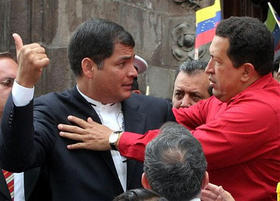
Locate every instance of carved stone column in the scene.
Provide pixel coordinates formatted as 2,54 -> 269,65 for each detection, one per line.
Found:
0,0 -> 11,51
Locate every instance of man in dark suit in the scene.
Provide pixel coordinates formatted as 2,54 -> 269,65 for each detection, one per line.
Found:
0,52 -> 51,201
0,18 -> 174,201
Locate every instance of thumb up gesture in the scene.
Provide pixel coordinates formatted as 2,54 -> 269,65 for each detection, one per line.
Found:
13,33 -> 50,88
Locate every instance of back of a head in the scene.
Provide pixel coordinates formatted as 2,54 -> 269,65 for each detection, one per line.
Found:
144,122 -> 207,201
113,188 -> 168,201
216,16 -> 274,75
68,18 -> 135,76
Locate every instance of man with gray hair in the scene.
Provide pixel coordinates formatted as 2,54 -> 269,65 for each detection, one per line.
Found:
141,122 -> 209,201
172,60 -> 212,108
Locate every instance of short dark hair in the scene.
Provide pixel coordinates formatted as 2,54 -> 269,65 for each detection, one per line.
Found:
216,16 -> 274,75
68,18 -> 135,76
113,188 -> 168,201
144,122 -> 207,201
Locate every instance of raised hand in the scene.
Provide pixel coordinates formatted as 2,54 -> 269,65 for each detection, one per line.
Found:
13,33 -> 50,88
58,115 -> 113,151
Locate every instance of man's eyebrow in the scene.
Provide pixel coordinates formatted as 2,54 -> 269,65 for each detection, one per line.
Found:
115,56 -> 133,63
121,55 -> 134,59
0,76 -> 15,81
190,91 -> 203,97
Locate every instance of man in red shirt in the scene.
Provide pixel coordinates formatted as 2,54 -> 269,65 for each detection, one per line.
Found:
59,16 -> 280,201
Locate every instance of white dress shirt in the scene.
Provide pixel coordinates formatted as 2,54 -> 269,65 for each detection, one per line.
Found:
14,173 -> 25,201
191,198 -> 201,201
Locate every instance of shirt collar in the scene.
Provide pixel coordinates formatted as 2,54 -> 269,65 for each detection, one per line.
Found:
227,73 -> 274,104
190,198 -> 201,201
76,85 -> 121,111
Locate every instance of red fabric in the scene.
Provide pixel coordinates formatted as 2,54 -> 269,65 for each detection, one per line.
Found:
119,74 -> 280,201
195,28 -> 216,48
2,170 -> 14,200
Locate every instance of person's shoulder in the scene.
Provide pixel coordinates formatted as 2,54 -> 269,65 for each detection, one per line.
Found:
230,87 -> 280,121
34,88 -> 75,106
36,88 -> 74,100
237,82 -> 280,111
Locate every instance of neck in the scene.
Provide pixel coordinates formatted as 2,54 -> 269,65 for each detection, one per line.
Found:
76,83 -> 118,105
240,73 -> 261,93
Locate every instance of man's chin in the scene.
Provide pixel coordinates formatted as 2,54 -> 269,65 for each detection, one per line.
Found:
120,91 -> 132,101
212,89 -> 220,99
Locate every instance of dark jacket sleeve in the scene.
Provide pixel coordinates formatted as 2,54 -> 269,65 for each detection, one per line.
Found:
0,94 -> 37,171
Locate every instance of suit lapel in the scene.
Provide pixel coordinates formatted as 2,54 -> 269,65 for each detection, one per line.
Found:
71,87 -> 121,185
122,97 -> 146,188
0,171 -> 11,200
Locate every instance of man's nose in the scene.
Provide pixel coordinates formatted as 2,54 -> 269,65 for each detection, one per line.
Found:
180,95 -> 193,108
129,64 -> 138,78
205,59 -> 214,74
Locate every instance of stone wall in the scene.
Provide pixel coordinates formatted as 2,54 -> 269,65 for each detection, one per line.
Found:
2,0 -> 259,98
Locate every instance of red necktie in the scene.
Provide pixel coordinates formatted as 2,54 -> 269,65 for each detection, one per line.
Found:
2,170 -> 14,200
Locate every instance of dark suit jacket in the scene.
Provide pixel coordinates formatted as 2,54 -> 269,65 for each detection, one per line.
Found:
0,87 -> 175,201
0,166 -> 51,201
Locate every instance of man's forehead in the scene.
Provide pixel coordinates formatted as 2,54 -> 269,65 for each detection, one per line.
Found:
111,43 -> 134,58
0,57 -> 16,63
175,71 -> 208,89
0,58 -> 18,75
209,36 -> 229,55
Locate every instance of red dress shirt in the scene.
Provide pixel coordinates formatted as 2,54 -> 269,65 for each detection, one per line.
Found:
119,73 -> 280,201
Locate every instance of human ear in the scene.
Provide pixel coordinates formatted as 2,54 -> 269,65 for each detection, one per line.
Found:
81,57 -> 97,78
201,171 -> 209,189
141,172 -> 152,190
241,63 -> 254,82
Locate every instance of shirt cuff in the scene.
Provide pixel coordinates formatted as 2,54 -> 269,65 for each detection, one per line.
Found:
12,81 -> 34,107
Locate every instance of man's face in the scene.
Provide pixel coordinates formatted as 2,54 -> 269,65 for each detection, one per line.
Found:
0,57 -> 18,117
205,36 -> 245,102
172,71 -> 210,108
92,43 -> 137,104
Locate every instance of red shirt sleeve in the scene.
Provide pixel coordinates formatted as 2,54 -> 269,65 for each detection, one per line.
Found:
174,96 -> 279,170
118,129 -> 160,162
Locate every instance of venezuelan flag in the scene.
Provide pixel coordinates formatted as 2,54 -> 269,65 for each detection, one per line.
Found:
265,2 -> 280,61
195,0 -> 221,49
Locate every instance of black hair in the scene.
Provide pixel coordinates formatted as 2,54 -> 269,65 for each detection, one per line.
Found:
68,18 -> 135,76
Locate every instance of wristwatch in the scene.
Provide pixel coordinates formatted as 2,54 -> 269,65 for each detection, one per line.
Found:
109,131 -> 122,150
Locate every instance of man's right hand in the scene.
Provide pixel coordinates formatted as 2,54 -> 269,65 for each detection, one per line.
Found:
13,33 -> 50,88
58,116 -> 114,151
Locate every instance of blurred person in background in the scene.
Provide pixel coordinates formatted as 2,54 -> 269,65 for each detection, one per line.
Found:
0,52 -> 50,201
172,60 -> 212,108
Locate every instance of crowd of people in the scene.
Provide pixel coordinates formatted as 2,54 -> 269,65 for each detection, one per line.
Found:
0,15 -> 279,201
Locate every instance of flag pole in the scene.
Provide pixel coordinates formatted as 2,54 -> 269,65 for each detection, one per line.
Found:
268,2 -> 280,28
194,48 -> 199,60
